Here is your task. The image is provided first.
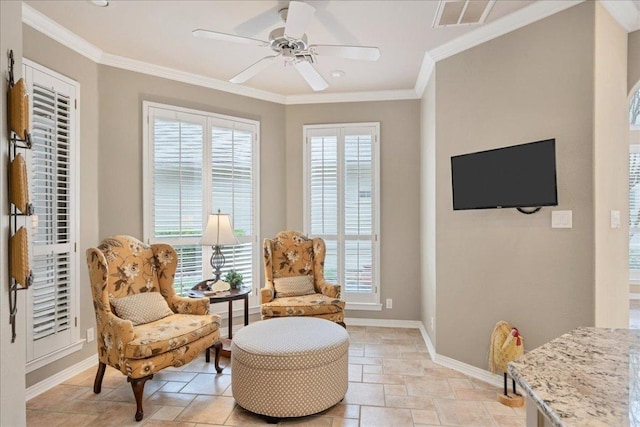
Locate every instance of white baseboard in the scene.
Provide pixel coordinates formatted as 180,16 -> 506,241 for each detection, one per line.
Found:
347,317 -> 503,388
26,355 -> 97,401
344,317 -> 423,328
418,323 -> 437,360
433,353 -> 503,388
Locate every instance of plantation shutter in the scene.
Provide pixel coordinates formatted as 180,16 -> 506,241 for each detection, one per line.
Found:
26,65 -> 78,361
629,88 -> 640,280
151,111 -> 205,295
344,128 -> 375,294
305,124 -> 379,306
308,129 -> 339,283
146,104 -> 260,298
210,120 -> 256,288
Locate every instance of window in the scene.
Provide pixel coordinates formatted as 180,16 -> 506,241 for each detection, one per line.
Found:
630,88 -> 640,281
143,102 -> 259,299
303,123 -> 380,309
24,60 -> 81,369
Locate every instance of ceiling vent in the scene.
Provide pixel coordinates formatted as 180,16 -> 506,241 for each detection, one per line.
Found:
433,0 -> 496,28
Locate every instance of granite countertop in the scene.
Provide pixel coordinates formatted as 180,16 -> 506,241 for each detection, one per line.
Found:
508,327 -> 640,427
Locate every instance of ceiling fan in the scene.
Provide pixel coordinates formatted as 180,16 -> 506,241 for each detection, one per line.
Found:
193,1 -> 381,92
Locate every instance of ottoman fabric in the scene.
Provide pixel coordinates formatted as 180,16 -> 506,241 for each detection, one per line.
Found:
231,317 -> 349,418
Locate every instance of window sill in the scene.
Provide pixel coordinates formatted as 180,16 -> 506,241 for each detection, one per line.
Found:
26,339 -> 86,373
345,302 -> 382,311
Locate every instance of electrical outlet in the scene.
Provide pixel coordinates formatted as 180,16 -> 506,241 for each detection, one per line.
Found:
430,317 -> 434,330
87,328 -> 94,343
386,298 -> 392,309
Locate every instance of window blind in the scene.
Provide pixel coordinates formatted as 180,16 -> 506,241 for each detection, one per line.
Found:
152,116 -> 204,295
211,125 -> 255,286
27,65 -> 78,361
146,104 -> 259,297
305,124 -> 379,305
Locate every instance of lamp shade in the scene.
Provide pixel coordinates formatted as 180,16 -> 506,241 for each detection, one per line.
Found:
200,212 -> 240,246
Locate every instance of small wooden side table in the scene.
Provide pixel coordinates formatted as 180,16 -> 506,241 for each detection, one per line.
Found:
189,282 -> 251,358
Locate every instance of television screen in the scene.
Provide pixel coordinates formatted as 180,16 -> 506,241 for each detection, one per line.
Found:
451,139 -> 557,210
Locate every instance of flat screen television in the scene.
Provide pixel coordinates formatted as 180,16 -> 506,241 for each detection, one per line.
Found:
451,139 -> 557,210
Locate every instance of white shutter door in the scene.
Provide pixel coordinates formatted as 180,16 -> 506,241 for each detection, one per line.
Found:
27,66 -> 77,361
308,129 -> 340,283
343,128 -> 376,301
210,122 -> 257,292
304,124 -> 380,306
151,112 -> 205,295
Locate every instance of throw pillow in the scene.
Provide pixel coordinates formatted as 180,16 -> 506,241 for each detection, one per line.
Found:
110,292 -> 174,325
273,275 -> 316,298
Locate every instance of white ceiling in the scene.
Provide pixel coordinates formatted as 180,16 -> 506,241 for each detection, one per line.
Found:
25,0 -> 640,98
25,0 -> 537,96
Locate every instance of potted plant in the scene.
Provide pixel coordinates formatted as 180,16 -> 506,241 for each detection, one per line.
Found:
224,270 -> 243,290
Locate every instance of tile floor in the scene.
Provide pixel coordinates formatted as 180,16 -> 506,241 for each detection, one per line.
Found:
26,325 -> 525,426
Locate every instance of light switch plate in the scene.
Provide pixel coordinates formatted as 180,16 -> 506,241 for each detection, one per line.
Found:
611,210 -> 621,229
552,210 -> 572,228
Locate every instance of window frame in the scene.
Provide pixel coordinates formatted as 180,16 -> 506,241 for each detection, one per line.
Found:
142,101 -> 261,302
302,122 -> 381,311
23,58 -> 82,371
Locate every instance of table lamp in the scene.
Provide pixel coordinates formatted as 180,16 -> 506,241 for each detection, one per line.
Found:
200,210 -> 240,292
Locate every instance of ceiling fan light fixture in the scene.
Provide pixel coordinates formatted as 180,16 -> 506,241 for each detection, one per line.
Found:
331,70 -> 345,78
90,0 -> 109,7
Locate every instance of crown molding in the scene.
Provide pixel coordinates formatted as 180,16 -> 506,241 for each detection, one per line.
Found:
414,53 -> 435,97
428,0 -> 584,63
22,3 -> 103,63
600,0 -> 640,32
413,0 -> 584,97
286,88 -> 419,105
100,53 -> 287,104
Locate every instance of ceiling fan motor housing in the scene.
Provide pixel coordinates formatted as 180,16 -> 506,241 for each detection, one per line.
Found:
269,27 -> 309,57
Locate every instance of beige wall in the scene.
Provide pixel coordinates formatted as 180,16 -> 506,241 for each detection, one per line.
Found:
97,66 -> 286,242
420,73 -> 437,342
435,2 -> 596,368
22,25 -> 101,387
593,3 -> 629,328
1,3 -> 27,424
628,30 -> 640,94
285,101 -> 421,320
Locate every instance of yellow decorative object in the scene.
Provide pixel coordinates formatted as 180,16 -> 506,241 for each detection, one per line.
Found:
9,78 -> 29,141
489,320 -> 524,373
10,226 -> 30,288
10,153 -> 30,214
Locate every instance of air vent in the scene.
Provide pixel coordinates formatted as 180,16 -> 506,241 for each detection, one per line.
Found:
433,0 -> 496,28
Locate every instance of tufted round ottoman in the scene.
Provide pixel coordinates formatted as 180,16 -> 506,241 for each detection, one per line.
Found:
231,317 -> 349,419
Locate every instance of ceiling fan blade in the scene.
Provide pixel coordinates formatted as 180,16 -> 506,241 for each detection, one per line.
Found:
192,29 -> 268,47
311,45 -> 381,61
294,61 -> 328,92
230,56 -> 278,84
284,1 -> 316,40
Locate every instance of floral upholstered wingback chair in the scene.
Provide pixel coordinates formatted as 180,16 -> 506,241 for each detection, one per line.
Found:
261,231 -> 345,327
86,235 -> 223,421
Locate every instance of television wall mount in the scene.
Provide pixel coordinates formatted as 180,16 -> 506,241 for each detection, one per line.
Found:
516,207 -> 542,215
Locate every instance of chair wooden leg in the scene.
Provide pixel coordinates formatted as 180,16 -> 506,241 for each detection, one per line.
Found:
128,374 -> 153,422
337,321 -> 346,329
93,361 -> 106,394
213,340 -> 223,373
